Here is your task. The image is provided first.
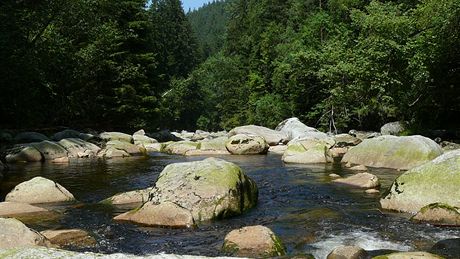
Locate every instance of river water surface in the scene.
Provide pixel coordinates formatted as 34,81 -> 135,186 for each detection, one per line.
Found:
1,154 -> 459,258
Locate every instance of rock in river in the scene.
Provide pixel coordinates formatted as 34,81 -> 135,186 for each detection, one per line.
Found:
162,141 -> 200,155
6,146 -> 43,163
114,202 -> 195,228
0,202 -> 50,218
342,135 -> 443,170
222,225 -> 286,257
98,140 -> 146,158
333,173 -> 380,189
411,203 -> 460,226
225,134 -> 269,155
276,117 -> 328,141
102,188 -> 151,205
115,158 -> 258,226
99,132 -> 133,143
0,218 -> 51,249
5,176 -> 75,204
58,138 -> 100,158
30,140 -> 69,162
40,229 -> 96,248
380,150 -> 460,213
372,251 -> 443,259
229,125 -> 288,146
327,245 -> 368,259
282,138 -> 334,164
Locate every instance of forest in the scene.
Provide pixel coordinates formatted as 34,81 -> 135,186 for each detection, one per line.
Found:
1,0 -> 459,134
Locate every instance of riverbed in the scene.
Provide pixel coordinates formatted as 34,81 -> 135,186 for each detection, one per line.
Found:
1,154 -> 458,258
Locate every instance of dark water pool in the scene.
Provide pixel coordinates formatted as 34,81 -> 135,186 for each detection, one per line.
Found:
1,154 -> 459,258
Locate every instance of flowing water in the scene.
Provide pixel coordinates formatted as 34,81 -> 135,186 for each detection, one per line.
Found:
1,154 -> 459,258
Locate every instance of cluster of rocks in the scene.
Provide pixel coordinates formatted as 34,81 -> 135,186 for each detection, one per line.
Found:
0,177 -> 96,249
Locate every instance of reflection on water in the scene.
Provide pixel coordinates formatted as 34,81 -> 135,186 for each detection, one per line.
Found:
1,154 -> 459,258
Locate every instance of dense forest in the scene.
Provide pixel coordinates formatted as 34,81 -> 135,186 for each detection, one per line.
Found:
1,0 -> 459,133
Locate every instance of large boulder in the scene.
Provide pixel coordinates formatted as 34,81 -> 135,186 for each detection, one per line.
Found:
40,229 -> 96,248
380,150 -> 460,213
6,146 -> 43,163
327,245 -> 368,259
229,125 -> 287,146
222,225 -> 286,257
225,134 -> 269,155
98,140 -> 146,158
58,138 -> 101,158
117,158 -> 258,225
0,218 -> 51,249
342,135 -> 443,170
6,176 -> 75,204
372,252 -> 443,259
163,141 -> 200,155
114,202 -> 195,228
31,141 -> 68,162
14,132 -> 49,143
276,117 -> 328,141
99,132 -> 133,143
282,138 -> 334,164
333,173 -> 380,189
102,188 -> 151,205
380,121 -> 406,136
411,203 -> 460,226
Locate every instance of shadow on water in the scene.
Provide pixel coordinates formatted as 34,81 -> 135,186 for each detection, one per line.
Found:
1,154 -> 459,258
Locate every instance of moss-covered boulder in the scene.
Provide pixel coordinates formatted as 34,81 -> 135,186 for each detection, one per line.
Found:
117,158 -> 258,225
342,135 -> 443,170
0,218 -> 51,249
162,141 -> 200,155
229,125 -> 288,145
380,150 -> 460,213
282,138 -> 334,164
6,176 -> 75,204
411,203 -> 460,226
6,146 -> 43,163
372,251 -> 444,259
185,137 -> 231,156
222,225 -> 286,257
226,134 -> 269,155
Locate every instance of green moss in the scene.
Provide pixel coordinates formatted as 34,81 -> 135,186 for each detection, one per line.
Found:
286,143 -> 307,153
270,234 -> 287,256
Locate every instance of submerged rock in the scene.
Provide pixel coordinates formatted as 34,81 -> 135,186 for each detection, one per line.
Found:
430,238 -> 460,259
5,176 -> 75,204
371,251 -> 444,259
99,132 -> 133,143
411,203 -> 460,226
333,173 -> 380,189
102,188 -> 151,205
229,125 -> 288,146
114,202 -> 195,228
327,245 -> 368,259
380,150 -> 460,213
226,134 -> 269,155
14,132 -> 49,143
222,225 -> 286,257
6,146 -> 43,163
342,135 -> 443,170
0,202 -> 50,218
58,138 -> 100,158
380,121 -> 406,136
40,229 -> 96,248
0,218 -> 51,249
282,138 -> 334,164
276,117 -> 328,141
117,158 -> 258,225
